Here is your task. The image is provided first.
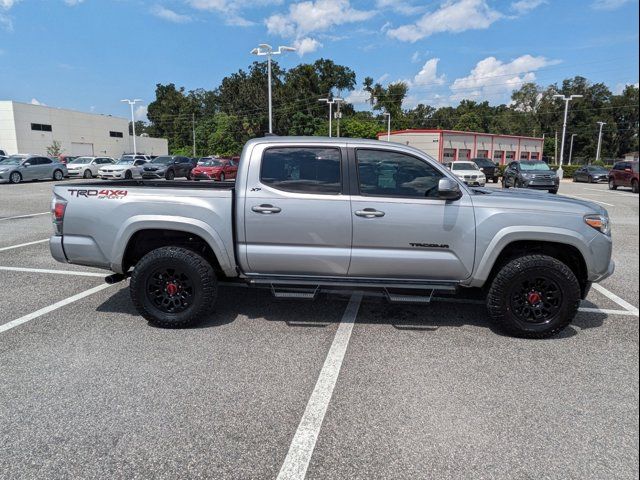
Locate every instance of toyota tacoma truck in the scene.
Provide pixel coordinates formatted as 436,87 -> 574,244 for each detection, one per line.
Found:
49,137 -> 614,338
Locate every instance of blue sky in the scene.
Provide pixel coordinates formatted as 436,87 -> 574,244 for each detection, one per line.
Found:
1,0 -> 638,120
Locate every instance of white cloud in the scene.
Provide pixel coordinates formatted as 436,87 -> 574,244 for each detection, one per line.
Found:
294,37 -> 322,55
375,0 -> 424,15
152,5 -> 192,23
0,0 -> 19,31
614,81 -> 640,94
134,105 -> 148,121
449,54 -> 558,102
64,0 -> 85,6
0,0 -> 20,8
591,0 -> 632,9
510,0 -> 546,14
413,58 -> 446,87
387,0 -> 503,43
266,0 -> 374,55
345,89 -> 371,106
186,0 -> 282,26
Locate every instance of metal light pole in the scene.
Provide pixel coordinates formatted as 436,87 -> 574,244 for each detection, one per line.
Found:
595,121 -> 606,164
250,44 -> 296,134
383,112 -> 391,141
318,96 -> 343,138
121,99 -> 142,154
568,134 -> 577,165
553,94 -> 583,178
334,98 -> 344,138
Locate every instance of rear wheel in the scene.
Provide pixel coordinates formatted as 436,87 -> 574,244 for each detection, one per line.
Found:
125,170 -> 133,179
165,169 -> 175,180
53,169 -> 64,181
130,246 -> 217,328
632,179 -> 639,194
9,172 -> 21,184
502,178 -> 509,189
487,255 -> 580,338
83,169 -> 92,179
219,172 -> 226,182
608,177 -> 617,190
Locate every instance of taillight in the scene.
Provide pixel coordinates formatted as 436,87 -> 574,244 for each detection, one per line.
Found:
51,197 -> 66,235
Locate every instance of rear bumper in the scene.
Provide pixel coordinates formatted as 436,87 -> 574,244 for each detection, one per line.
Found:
50,234 -> 111,269
50,235 -> 67,263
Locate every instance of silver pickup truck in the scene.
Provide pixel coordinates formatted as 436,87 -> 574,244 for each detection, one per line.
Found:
50,137 -> 614,338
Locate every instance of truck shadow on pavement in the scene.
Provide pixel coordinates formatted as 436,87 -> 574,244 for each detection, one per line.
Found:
95,284 -> 607,339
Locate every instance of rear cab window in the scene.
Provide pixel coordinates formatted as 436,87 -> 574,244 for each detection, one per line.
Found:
260,147 -> 342,194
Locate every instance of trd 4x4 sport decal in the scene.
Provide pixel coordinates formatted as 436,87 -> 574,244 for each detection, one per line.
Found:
67,189 -> 128,199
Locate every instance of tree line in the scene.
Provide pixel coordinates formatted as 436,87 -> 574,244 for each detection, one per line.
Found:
137,58 -> 638,161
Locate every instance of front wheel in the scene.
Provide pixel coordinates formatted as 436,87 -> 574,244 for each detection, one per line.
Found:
165,170 -> 175,181
219,172 -> 226,182
486,255 -> 580,338
130,246 -> 217,328
125,170 -> 133,180
9,172 -> 21,184
608,178 -> 617,190
548,188 -> 558,194
502,178 -> 509,189
53,169 -> 64,181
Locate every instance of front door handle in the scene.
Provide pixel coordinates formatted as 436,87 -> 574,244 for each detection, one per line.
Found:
355,208 -> 385,218
252,204 -> 281,214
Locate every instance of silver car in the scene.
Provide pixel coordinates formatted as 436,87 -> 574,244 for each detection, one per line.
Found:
0,154 -> 68,184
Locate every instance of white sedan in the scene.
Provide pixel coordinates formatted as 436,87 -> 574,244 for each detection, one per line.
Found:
448,161 -> 486,186
99,156 -> 149,180
66,157 -> 115,178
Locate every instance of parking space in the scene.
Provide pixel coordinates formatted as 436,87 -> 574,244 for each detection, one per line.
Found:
0,179 -> 638,479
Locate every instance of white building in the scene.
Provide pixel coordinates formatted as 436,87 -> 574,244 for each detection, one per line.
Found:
0,101 -> 168,157
377,129 -> 545,165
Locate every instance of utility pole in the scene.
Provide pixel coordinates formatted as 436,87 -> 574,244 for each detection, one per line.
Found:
318,96 -> 343,138
595,121 -> 606,164
568,133 -> 577,165
334,98 -> 344,137
383,112 -> 391,141
250,44 -> 296,134
553,94 -> 583,178
121,99 -> 142,154
192,113 -> 196,157
554,130 -> 558,164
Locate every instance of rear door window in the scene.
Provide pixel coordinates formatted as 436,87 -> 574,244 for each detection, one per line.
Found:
260,147 -> 342,194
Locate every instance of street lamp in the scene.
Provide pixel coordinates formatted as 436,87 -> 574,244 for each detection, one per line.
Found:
121,99 -> 143,155
318,96 -> 343,138
553,94 -> 583,178
383,112 -> 391,141
595,121 -> 606,164
568,134 -> 577,165
251,44 -> 296,134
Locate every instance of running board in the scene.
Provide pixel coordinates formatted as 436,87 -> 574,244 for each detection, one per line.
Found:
385,288 -> 434,304
270,285 -> 319,300
248,276 -> 458,292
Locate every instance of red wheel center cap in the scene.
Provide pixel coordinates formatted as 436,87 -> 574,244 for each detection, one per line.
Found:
166,283 -> 178,295
527,292 -> 542,305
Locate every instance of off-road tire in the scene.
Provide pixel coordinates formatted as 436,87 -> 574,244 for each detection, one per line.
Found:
130,246 -> 217,328
487,254 -> 580,338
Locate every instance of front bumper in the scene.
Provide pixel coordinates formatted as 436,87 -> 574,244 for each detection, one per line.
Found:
100,171 -> 125,179
142,172 -> 165,179
67,170 -> 84,177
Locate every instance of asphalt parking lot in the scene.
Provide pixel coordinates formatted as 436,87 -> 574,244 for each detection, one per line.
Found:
0,178 -> 638,479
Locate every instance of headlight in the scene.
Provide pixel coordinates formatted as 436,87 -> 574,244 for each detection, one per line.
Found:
584,214 -> 611,236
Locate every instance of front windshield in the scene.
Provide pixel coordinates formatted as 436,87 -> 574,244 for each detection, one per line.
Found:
70,157 -> 93,164
0,156 -> 26,165
588,166 -> 607,172
116,159 -> 135,165
452,162 -> 479,171
520,161 -> 551,171
151,156 -> 173,164
201,159 -> 223,167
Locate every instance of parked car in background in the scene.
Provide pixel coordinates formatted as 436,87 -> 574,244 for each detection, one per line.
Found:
58,155 -> 78,165
191,157 -> 238,181
503,160 -> 559,194
99,156 -> 149,180
448,161 -> 486,186
0,154 -> 67,184
66,156 -> 116,178
471,157 -> 499,183
141,155 -> 194,180
573,165 -> 609,184
608,161 -> 639,193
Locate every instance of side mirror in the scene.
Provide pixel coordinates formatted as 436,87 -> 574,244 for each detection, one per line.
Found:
174,160 -> 181,164
23,163 -> 30,167
624,168 -> 632,173
437,178 -> 462,200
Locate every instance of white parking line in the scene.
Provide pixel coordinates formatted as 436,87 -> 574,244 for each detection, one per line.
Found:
565,195 -> 615,207
0,266 -> 105,277
277,292 -> 362,480
0,239 -> 49,252
0,212 -> 49,221
0,283 -> 113,334
592,283 -> 639,314
578,307 -> 639,316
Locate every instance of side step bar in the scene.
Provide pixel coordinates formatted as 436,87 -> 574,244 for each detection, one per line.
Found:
384,288 -> 434,304
270,285 -> 319,300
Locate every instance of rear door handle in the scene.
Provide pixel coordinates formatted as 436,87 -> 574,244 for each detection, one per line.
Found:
355,208 -> 385,218
252,204 -> 281,214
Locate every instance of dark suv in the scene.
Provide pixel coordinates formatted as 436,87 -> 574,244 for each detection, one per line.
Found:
471,157 -> 499,183
141,155 -> 194,180
503,160 -> 560,194
608,161 -> 639,193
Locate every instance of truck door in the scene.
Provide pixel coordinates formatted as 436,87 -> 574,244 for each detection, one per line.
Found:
242,144 -> 351,276
347,147 -> 475,281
